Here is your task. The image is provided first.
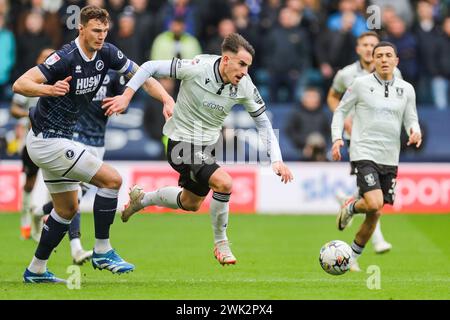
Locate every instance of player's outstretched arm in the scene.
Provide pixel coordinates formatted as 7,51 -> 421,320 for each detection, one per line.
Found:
103,60 -> 174,117
13,66 -> 71,97
252,112 -> 293,184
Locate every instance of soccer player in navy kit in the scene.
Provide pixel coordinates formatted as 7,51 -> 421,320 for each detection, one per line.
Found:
32,70 -> 127,266
13,6 -> 174,283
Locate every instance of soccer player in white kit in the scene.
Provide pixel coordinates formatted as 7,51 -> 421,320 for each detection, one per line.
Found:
103,33 -> 294,266
328,31 -> 402,257
331,42 -> 422,271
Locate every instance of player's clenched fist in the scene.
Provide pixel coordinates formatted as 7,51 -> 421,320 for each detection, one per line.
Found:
50,76 -> 72,96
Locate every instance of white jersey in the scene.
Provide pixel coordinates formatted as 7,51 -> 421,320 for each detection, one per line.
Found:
12,93 -> 39,127
127,54 -> 283,162
164,55 -> 265,145
331,73 -> 421,166
332,61 -> 403,94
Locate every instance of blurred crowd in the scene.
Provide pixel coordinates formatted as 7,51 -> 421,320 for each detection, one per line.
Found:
0,0 -> 448,161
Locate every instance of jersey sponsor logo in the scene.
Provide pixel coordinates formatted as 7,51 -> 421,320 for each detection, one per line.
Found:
395,87 -> 404,98
96,60 -> 104,71
65,149 -> 76,160
253,88 -> 263,104
75,74 -> 102,95
364,173 -> 376,187
118,50 -> 124,59
202,101 -> 225,112
229,85 -> 238,97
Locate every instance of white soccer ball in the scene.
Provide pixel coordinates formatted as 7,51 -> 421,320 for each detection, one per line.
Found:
319,240 -> 353,275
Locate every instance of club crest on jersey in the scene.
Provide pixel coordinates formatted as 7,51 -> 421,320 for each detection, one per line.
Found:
96,60 -> 104,71
65,149 -> 76,160
229,85 -> 238,97
44,53 -> 60,67
364,173 -> 376,187
396,87 -> 404,98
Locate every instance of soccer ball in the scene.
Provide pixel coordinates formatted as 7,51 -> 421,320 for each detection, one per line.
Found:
319,240 -> 353,275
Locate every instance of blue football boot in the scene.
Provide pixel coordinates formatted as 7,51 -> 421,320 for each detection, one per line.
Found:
23,268 -> 66,284
92,249 -> 135,274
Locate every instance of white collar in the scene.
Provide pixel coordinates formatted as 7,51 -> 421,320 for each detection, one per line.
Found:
75,37 -> 97,62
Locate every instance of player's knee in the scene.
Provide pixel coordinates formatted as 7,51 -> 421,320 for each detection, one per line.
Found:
366,201 -> 383,214
55,204 -> 78,219
212,177 -> 233,194
104,173 -> 122,190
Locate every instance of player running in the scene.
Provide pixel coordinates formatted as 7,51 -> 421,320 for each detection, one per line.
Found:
331,42 -> 422,272
327,31 -> 403,261
13,5 -> 174,283
31,69 -> 127,266
103,33 -> 294,266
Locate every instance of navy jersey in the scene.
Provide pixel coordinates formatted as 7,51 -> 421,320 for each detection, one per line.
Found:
30,37 -> 132,139
73,70 -> 126,147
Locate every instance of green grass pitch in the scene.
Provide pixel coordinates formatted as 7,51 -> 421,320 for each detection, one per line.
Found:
0,212 -> 449,300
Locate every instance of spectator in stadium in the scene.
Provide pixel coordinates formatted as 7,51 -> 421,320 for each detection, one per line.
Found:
315,10 -> 358,91
432,16 -> 449,110
205,18 -> 236,55
370,0 -> 415,28
14,10 -> 52,80
150,17 -> 202,61
327,0 -> 367,37
0,9 -> 15,101
127,0 -> 156,65
112,11 -> 141,64
413,0 -> 440,105
384,16 -> 419,88
159,0 -> 198,37
285,87 -> 330,161
230,2 -> 260,69
263,6 -> 311,103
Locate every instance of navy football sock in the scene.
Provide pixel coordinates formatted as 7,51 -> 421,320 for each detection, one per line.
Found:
93,188 -> 118,239
68,211 -> 81,240
35,211 -> 70,260
42,201 -> 54,215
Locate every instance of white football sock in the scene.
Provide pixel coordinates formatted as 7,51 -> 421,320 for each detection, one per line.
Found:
21,191 -> 32,227
141,186 -> 182,209
210,192 -> 231,243
70,238 -> 83,257
371,220 -> 385,244
28,256 -> 47,274
94,239 -> 112,254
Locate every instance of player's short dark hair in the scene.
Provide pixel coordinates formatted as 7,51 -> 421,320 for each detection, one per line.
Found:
357,31 -> 380,42
221,33 -> 255,58
80,5 -> 110,26
372,41 -> 398,56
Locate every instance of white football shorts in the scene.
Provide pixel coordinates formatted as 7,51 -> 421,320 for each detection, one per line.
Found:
26,131 -> 103,193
